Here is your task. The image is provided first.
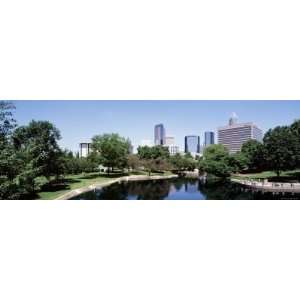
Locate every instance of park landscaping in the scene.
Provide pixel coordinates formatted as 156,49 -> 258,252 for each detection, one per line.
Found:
36,170 -> 174,200
1,100 -> 300,200
232,169 -> 300,182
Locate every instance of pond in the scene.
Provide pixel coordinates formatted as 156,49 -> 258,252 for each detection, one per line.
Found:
70,177 -> 300,200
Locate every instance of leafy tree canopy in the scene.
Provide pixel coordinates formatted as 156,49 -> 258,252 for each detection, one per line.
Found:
12,120 -> 63,179
137,145 -> 170,160
200,144 -> 232,178
91,133 -> 132,171
0,101 -> 16,143
241,139 -> 266,172
263,125 -> 295,176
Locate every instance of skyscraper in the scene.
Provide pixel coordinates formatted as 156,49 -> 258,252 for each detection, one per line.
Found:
168,145 -> 180,155
185,135 -> 200,154
218,114 -> 263,153
165,136 -> 175,146
204,131 -> 215,146
154,124 -> 166,146
79,142 -> 92,157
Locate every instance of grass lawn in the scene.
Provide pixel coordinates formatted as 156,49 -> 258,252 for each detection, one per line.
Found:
36,170 -> 174,200
232,169 -> 300,182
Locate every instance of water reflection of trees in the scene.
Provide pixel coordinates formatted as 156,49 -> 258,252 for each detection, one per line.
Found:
126,179 -> 170,200
73,178 -> 299,200
198,181 -> 291,200
173,179 -> 184,191
94,183 -> 129,200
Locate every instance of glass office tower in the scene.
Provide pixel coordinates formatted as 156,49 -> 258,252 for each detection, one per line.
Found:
154,124 -> 166,146
204,131 -> 215,146
184,136 -> 200,154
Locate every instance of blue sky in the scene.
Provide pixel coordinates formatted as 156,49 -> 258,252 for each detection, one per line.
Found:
13,100 -> 300,153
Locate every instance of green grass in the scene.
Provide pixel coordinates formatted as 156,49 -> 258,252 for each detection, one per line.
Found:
232,169 -> 300,182
36,170 -> 174,200
36,173 -> 114,200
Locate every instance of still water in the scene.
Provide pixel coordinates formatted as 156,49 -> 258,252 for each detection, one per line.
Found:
71,178 -> 300,200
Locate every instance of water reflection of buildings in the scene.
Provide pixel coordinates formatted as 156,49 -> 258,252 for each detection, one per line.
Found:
184,180 -> 200,193
126,179 -> 170,200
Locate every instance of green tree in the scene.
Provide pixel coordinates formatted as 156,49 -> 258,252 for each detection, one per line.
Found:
241,140 -> 266,171
151,145 -> 170,159
184,152 -> 193,159
0,143 -> 24,199
229,152 -> 248,173
137,145 -> 170,160
183,155 -> 197,171
91,133 -> 131,173
200,144 -> 232,178
141,159 -> 156,176
290,120 -> 300,169
137,146 -> 152,159
0,101 -> 16,143
13,120 -> 63,184
263,126 -> 294,177
61,150 -> 97,174
127,154 -> 141,171
0,101 -> 19,181
169,153 -> 185,171
169,153 -> 197,172
0,102 -> 23,199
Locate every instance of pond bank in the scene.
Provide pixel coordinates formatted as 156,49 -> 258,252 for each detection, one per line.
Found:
231,178 -> 300,193
54,174 -> 178,200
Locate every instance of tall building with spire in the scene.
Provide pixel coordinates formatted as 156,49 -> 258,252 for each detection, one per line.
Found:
229,112 -> 238,126
218,114 -> 263,153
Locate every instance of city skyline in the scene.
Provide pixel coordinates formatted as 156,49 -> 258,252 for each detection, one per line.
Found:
13,100 -> 300,153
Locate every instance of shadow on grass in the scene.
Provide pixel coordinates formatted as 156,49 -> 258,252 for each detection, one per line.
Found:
40,178 -> 81,192
78,172 -> 128,180
286,171 -> 300,179
32,172 -> 145,199
268,174 -> 300,183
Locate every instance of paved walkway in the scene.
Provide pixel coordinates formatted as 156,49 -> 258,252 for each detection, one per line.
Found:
232,178 -> 300,193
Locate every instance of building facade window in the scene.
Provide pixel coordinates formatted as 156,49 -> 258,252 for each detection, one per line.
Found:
185,136 -> 200,154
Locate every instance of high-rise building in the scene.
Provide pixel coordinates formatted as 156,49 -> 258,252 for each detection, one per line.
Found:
204,131 -> 215,146
168,145 -> 180,155
79,142 -> 92,157
165,136 -> 175,146
154,124 -> 166,146
185,136 -> 200,154
218,114 -> 263,154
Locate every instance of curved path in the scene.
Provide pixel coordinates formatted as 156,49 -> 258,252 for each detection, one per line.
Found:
231,178 -> 300,193
55,174 -> 178,200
